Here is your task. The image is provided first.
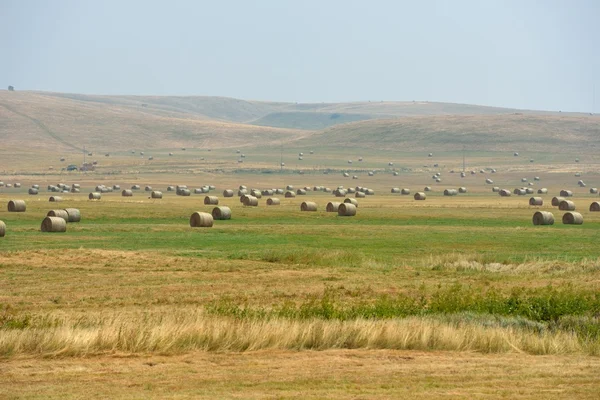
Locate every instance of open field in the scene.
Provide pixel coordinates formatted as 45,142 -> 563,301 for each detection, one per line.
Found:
1,91 -> 600,398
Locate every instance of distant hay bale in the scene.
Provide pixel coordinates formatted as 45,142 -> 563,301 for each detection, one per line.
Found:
7,200 -> 26,212
275,189 -> 285,194
485,179 -> 493,184
212,206 -> 231,220
347,188 -> 356,194
251,190 -> 262,198
492,187 -> 500,192
537,188 -> 548,194
89,192 -> 101,200
326,202 -> 341,212
562,212 -> 583,225
460,172 -> 466,178
113,185 -> 121,190
343,173 -> 350,177
285,191 -> 296,198
49,196 -> 62,202
525,188 -> 534,194
204,196 -> 219,205
513,188 -> 526,196
263,189 -> 275,196
41,216 -> 67,232
334,189 -> 347,197
344,198 -> 358,207
47,209 -> 69,221
15,183 -> 22,188
131,185 -> 141,190
28,188 -> 39,195
194,189 -> 203,194
514,152 -> 519,156
401,188 -> 410,195
145,186 -> 152,192
179,189 -> 191,196
558,200 -> 576,211
352,175 -> 358,180
151,191 -> 163,199
444,189 -> 458,196
499,189 -> 511,197
355,192 -> 366,198
122,190 -> 133,197
521,178 -> 527,182
589,188 -> 598,194
424,186 -> 432,192
0,220 -> 5,237
243,196 -> 259,206
223,189 -> 234,197
428,153 -> 433,157
365,189 -> 375,195
391,188 -> 401,193
551,197 -> 565,206
532,211 -> 554,226
589,202 -> 600,212
95,185 -> 105,192
267,197 -> 280,206
529,197 -> 543,206
301,201 -> 317,212
559,190 -> 573,197
368,171 -> 374,176
393,171 -> 399,176
284,185 -> 293,190
296,189 -> 306,195
64,208 -> 81,223
338,203 -> 357,216
458,187 -> 467,193
237,189 -> 248,196
414,192 -> 426,200
189,212 -> 214,228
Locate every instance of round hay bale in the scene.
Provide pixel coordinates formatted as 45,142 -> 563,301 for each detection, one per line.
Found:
0,220 -> 5,237
285,185 -> 293,190
338,203 -> 357,216
365,189 -> 375,195
521,178 -> 527,182
499,189 -> 511,197
529,197 -> 543,206
551,197 -> 565,206
532,211 -> 554,225
343,172 -> 350,178
31,184 -> 39,189
204,196 -> 219,205
323,187 -> 332,193
8,200 -> 26,212
393,171 -> 399,176
334,189 -> 347,197
525,188 -> 534,194
237,189 -> 248,196
145,186 -> 152,192
189,212 -> 214,227
562,212 -> 583,225
28,188 -> 39,195
41,216 -> 67,232
401,188 -> 410,195
444,189 -> 458,196
460,172 -> 466,178
296,189 -> 306,195
559,200 -> 576,211
589,188 -> 598,194
347,188 -> 356,194
64,208 -> 81,222
513,188 -> 526,196
267,197 -> 280,206
14,183 -> 21,188
101,187 -> 111,193
344,198 -> 358,207
151,191 -> 163,199
194,188 -> 204,194
131,185 -> 141,190
355,192 -> 365,198
243,196 -> 259,206
589,202 -> 600,212
89,192 -> 101,200
167,186 -> 175,192
301,201 -> 317,212
424,186 -> 432,192
559,190 -> 573,197
368,171 -> 374,176
485,178 -> 493,184
352,175 -> 358,180
179,189 -> 191,196
326,202 -> 341,212
251,190 -> 262,198
95,185 -> 105,192
49,196 -> 62,202
458,187 -> 467,193
113,185 -> 121,190
275,189 -> 285,194
492,187 -> 500,192
391,188 -> 400,193
537,188 -> 548,194
122,189 -> 133,197
514,152 -> 519,156
285,191 -> 296,198
212,206 -> 231,220
414,192 -> 426,200
223,189 -> 234,197
47,209 -> 69,221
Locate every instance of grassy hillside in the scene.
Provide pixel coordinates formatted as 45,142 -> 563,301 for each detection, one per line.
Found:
298,114 -> 600,154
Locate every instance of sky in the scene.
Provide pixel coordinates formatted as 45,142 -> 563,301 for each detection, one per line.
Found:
1,0 -> 599,112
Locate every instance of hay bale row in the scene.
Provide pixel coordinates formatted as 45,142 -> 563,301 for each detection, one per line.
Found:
8,200 -> 26,212
212,206 -> 231,220
41,216 -> 67,232
533,211 -> 554,225
190,212 -> 213,227
301,201 -> 317,212
562,212 -> 583,225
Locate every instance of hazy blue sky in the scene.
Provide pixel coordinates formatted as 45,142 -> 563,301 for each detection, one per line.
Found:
1,0 -> 598,111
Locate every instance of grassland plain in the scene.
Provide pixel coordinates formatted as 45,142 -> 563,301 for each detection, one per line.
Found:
1,91 -> 600,398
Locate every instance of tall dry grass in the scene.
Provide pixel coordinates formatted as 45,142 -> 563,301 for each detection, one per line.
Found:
1,310 -> 596,358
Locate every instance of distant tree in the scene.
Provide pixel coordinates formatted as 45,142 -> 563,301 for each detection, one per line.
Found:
8,85 -> 14,91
